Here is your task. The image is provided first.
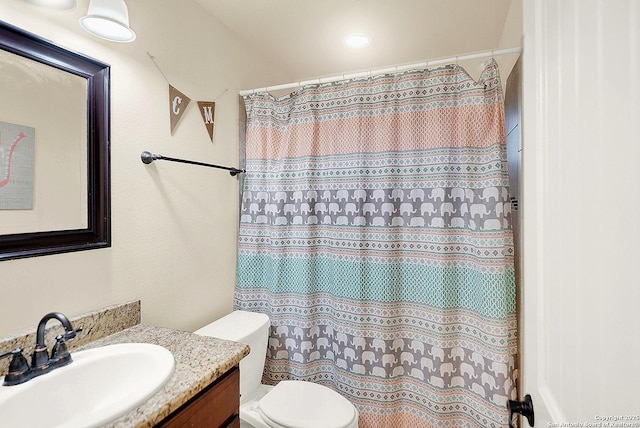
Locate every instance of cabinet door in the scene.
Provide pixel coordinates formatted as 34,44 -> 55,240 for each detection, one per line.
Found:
226,415 -> 240,428
158,366 -> 240,428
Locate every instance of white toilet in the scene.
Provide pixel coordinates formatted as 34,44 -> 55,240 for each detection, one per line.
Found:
194,310 -> 359,428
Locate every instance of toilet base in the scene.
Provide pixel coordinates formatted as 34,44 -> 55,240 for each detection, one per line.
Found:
239,384 -> 274,428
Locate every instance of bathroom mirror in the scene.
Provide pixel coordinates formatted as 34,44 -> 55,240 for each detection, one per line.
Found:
0,20 -> 110,261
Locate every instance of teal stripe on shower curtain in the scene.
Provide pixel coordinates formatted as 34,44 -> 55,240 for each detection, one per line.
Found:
236,60 -> 517,428
237,255 -> 515,320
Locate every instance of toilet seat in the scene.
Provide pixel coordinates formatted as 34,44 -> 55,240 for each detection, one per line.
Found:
257,381 -> 357,428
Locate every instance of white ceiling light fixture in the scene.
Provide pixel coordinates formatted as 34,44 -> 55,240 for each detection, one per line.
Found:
344,33 -> 372,49
23,0 -> 76,10
80,0 -> 136,43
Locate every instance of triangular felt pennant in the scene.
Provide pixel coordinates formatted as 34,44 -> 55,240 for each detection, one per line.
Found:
169,85 -> 191,135
197,101 -> 216,142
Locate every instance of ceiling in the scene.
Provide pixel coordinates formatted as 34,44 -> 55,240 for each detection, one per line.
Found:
195,0 -> 517,86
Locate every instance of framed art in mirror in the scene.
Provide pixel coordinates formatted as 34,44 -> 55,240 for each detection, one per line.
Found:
0,20 -> 110,261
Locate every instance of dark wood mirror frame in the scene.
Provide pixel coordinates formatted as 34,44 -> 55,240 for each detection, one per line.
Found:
0,20 -> 111,261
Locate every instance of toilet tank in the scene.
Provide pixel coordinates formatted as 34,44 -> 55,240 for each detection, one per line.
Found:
194,310 -> 270,398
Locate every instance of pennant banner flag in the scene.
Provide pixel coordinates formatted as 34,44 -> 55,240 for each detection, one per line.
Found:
197,101 -> 215,142
169,85 -> 191,135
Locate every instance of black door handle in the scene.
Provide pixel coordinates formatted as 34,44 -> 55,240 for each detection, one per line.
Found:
508,394 -> 535,427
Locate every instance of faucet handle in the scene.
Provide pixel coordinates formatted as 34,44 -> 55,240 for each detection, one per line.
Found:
0,347 -> 22,361
51,327 -> 81,364
1,348 -> 31,386
63,327 -> 82,341
51,336 -> 71,364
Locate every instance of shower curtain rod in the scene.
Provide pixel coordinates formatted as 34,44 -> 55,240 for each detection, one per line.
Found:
239,46 -> 522,96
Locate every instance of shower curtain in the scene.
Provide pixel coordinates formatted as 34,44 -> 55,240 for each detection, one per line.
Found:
236,60 -> 517,428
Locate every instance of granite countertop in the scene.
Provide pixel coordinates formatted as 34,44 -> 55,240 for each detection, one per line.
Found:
76,324 -> 249,428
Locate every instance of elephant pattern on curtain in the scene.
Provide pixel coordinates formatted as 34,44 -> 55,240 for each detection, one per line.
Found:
236,60 -> 517,428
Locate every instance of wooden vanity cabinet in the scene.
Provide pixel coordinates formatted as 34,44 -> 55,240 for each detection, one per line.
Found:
157,366 -> 240,428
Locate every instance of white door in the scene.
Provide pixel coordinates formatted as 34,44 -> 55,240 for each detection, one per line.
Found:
519,0 -> 640,426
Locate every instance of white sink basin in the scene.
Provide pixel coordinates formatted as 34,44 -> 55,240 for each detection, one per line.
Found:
0,343 -> 175,428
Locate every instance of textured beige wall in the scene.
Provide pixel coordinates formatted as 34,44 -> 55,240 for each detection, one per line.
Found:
0,0 -> 288,337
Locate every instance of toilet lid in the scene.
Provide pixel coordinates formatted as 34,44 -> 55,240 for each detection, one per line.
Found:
258,381 -> 356,428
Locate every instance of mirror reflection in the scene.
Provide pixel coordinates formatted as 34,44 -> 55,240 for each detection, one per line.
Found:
0,48 -> 88,234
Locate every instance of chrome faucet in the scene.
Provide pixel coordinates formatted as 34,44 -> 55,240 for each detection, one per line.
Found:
0,312 -> 81,386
